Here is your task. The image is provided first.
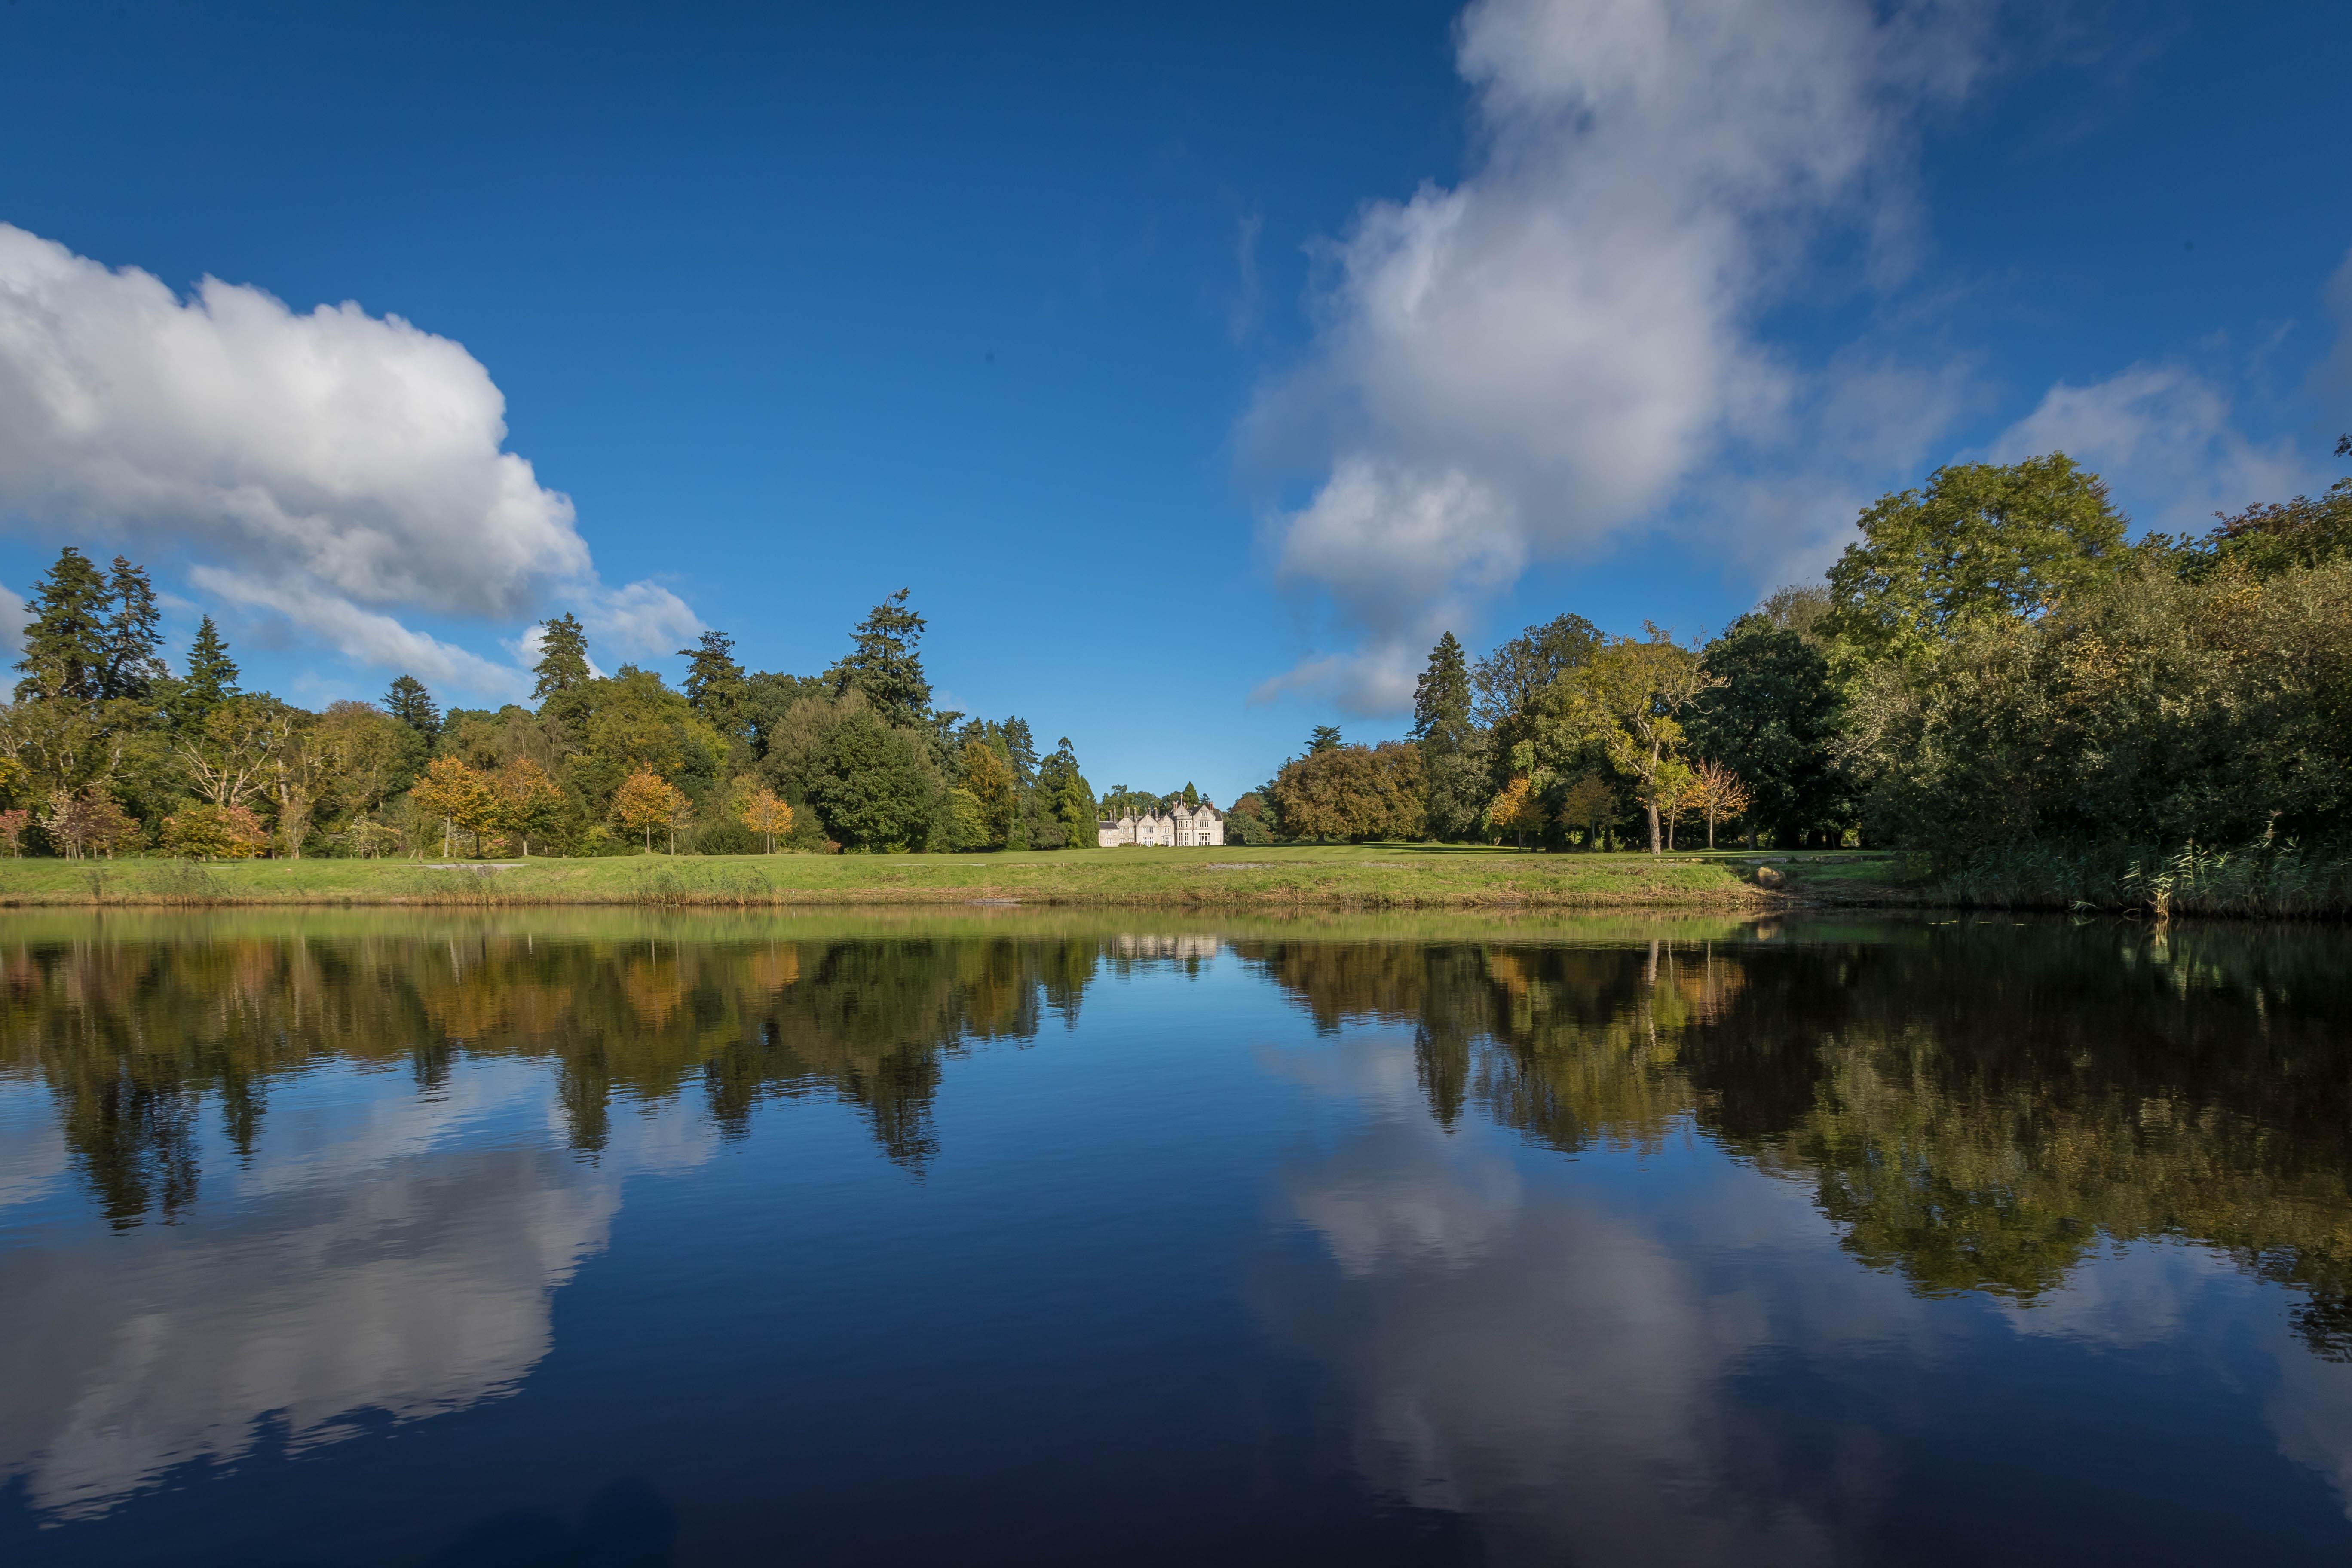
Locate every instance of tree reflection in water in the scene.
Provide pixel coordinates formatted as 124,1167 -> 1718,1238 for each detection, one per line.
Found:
8,914 -> 2352,1352
1234,920 -> 2352,1360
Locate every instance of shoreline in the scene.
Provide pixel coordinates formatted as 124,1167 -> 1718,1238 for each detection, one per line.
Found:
0,845 -> 1889,912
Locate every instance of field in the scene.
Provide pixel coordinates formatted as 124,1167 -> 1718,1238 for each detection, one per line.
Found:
0,843 -> 1911,910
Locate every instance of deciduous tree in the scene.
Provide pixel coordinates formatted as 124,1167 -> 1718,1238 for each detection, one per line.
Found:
612,766 -> 684,853
1535,628 -> 1723,854
958,737 -> 1017,850
1824,454 -> 2129,667
412,756 -> 494,858
741,787 -> 793,853
1687,760 -> 1753,851
1556,774 -> 1615,849
806,705 -> 939,851
162,802 -> 266,861
493,758 -> 567,856
1271,743 -> 1426,842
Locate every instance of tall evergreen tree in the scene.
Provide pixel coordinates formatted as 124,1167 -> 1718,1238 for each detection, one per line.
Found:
827,589 -> 932,729
532,612 -> 591,699
13,547 -> 110,703
998,717 -> 1039,785
1411,632 -> 1473,752
1307,724 -> 1343,754
678,629 -> 747,730
99,556 -> 166,701
168,615 -> 242,729
1036,736 -> 1096,850
384,674 -> 441,740
1412,630 -> 1488,840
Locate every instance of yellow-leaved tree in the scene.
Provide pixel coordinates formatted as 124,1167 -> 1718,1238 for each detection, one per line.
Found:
1688,759 -> 1753,850
613,766 -> 687,853
740,787 -> 794,853
410,756 -> 494,860
1487,776 -> 1545,849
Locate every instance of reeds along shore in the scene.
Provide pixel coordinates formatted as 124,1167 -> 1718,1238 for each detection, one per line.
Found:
1926,841 -> 2352,921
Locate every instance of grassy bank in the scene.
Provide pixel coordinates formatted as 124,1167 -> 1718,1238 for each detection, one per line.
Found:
0,843 -> 1859,910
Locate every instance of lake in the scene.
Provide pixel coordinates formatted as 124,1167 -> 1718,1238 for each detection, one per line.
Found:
1,909 -> 2349,1565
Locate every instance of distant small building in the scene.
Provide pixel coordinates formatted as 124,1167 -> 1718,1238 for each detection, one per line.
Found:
1099,801 -> 1224,848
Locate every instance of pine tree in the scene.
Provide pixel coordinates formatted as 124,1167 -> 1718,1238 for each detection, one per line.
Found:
384,674 -> 441,740
99,556 -> 166,701
999,717 -> 1039,785
14,547 -> 111,703
1411,632 -> 1473,753
827,589 -> 932,729
1183,781 -> 1199,805
184,616 -> 241,706
678,629 -> 747,729
532,612 -> 591,699
1308,724 -> 1342,754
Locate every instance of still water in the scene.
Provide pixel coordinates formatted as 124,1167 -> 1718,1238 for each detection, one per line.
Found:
1,909 -> 2349,1565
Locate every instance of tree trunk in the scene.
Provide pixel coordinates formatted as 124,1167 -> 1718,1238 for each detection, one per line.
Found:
1646,800 -> 1661,855
1707,813 -> 1716,850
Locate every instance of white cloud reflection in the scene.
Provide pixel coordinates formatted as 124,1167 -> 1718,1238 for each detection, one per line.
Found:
0,1060 -> 712,1520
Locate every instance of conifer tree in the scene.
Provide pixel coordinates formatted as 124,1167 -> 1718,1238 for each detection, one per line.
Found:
183,616 -> 241,708
1038,737 -> 1096,849
827,589 -> 932,729
532,612 -> 591,699
99,556 -> 166,701
1411,632 -> 1473,753
1308,724 -> 1342,754
679,628 -> 747,731
384,674 -> 441,740
14,547 -> 110,703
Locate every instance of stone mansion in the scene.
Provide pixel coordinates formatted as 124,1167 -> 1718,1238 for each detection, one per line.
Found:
1098,800 -> 1224,848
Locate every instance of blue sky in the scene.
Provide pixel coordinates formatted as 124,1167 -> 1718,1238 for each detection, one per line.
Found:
0,0 -> 2346,804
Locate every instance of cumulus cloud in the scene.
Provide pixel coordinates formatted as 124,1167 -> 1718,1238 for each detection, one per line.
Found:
0,224 -> 693,694
1247,0 -> 2003,712
1985,361 -> 2320,535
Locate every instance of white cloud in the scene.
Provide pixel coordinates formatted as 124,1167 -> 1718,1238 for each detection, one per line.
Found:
0,224 -> 692,695
582,578 -> 703,661
1985,361 -> 2319,535
190,565 -> 532,697
1247,0 -> 2002,713
0,579 -> 24,658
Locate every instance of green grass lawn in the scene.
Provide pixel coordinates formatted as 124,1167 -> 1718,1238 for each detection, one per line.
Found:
0,842 -> 1912,909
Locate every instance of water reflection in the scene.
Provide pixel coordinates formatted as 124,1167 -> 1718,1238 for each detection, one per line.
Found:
1237,922 -> 2352,1360
0,912 -> 2349,1561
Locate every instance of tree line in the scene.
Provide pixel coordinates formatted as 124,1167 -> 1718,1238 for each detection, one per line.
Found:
0,573 -> 1114,858
1231,444 -> 2352,864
